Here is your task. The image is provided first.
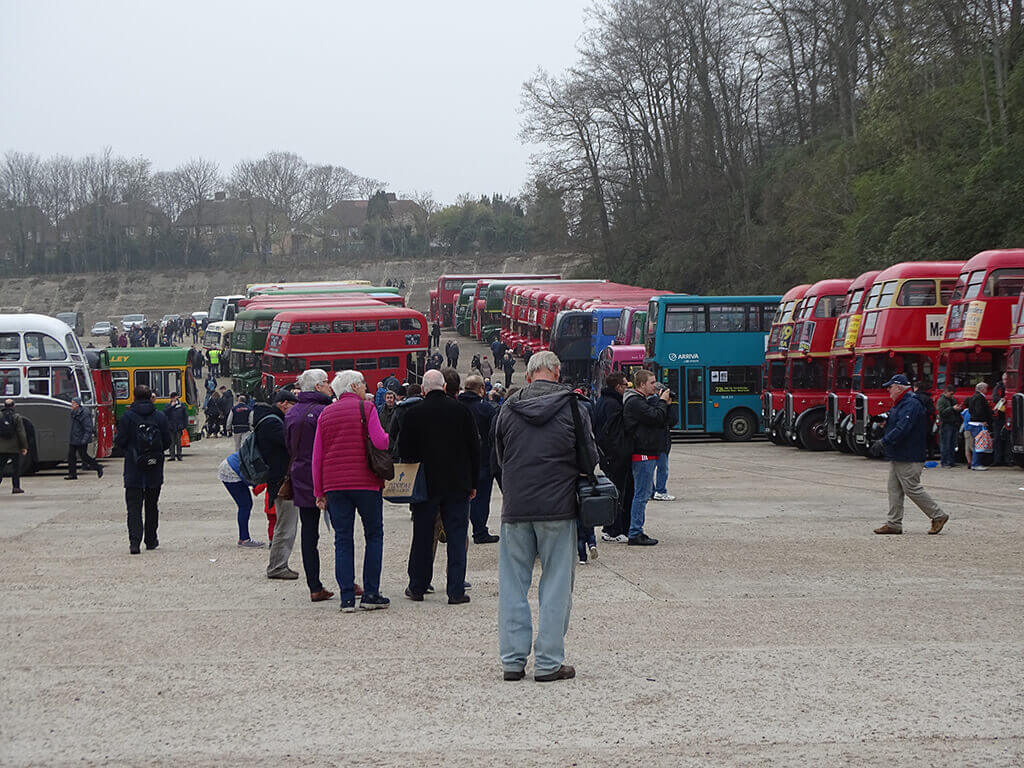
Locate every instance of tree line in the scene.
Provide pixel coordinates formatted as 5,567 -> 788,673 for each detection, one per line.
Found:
520,0 -> 1024,293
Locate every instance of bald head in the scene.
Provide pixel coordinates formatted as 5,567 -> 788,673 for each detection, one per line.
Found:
422,369 -> 445,393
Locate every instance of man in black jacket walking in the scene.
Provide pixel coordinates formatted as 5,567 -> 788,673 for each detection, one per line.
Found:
398,369 -> 480,604
115,385 -> 172,554
65,397 -> 103,479
162,392 -> 188,461
458,374 -> 499,544
260,390 -> 299,580
622,370 -> 674,546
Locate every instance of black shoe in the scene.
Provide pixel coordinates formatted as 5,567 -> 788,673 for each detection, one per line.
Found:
96,465 -> 104,478
473,533 -> 500,544
503,669 -> 526,681
425,584 -> 435,594
63,475 -> 77,480
145,542 -> 158,550
360,593 -> 390,610
628,533 -> 659,546
448,594 -> 470,605
404,587 -> 424,602
535,664 -> 576,682
129,544 -> 141,555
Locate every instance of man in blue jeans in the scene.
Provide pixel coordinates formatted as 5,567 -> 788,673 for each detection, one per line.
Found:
623,370 -> 675,546
935,384 -> 961,467
494,351 -> 599,682
397,369 -> 480,604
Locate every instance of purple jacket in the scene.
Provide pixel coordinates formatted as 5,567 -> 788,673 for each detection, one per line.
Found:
284,390 -> 333,507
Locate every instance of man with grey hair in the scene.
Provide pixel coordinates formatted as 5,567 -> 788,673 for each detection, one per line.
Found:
398,368 -> 480,604
494,351 -> 599,682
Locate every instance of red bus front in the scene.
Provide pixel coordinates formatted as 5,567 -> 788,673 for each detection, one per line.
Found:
761,284 -> 811,443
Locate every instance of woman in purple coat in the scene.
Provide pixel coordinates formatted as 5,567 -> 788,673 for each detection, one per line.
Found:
286,369 -> 337,602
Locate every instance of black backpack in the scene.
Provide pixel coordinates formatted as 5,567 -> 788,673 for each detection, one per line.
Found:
0,409 -> 15,439
129,411 -> 164,470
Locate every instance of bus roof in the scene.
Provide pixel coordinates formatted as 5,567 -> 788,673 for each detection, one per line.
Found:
248,285 -> 398,297
205,320 -> 235,332
779,284 -> 811,302
649,294 -> 781,305
873,261 -> 964,281
802,278 -> 852,297
107,347 -> 192,366
270,306 -> 425,322
956,249 -> 1024,274
0,313 -> 76,338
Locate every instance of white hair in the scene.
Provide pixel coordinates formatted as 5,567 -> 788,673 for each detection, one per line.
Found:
422,369 -> 445,393
975,382 -> 988,392
527,351 -> 561,376
331,370 -> 365,397
296,368 -> 328,392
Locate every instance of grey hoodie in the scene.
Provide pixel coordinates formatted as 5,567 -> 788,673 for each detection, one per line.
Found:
494,379 -> 599,523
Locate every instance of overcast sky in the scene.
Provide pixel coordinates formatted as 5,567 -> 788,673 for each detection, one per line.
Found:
0,0 -> 590,204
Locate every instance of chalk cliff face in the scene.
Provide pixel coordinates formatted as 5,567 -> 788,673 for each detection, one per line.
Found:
0,252 -> 587,329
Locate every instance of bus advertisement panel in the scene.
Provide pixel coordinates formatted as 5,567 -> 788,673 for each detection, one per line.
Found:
646,296 -> 780,441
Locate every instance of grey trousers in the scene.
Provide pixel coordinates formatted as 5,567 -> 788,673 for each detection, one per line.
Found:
887,461 -> 945,530
267,497 -> 299,575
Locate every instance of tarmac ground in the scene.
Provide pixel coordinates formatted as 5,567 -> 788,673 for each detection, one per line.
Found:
2,334 -> 1023,766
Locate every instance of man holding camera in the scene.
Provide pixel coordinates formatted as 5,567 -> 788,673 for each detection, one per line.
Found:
622,370 -> 675,546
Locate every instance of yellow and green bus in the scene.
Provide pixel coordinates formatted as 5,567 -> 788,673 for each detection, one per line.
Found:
107,347 -> 201,439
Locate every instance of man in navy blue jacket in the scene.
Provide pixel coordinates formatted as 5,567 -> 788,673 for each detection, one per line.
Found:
870,374 -> 949,535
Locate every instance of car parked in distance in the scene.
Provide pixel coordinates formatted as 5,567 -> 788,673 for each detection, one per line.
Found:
55,311 -> 84,336
191,311 -> 209,324
91,320 -> 113,336
121,314 -> 146,332
160,314 -> 181,328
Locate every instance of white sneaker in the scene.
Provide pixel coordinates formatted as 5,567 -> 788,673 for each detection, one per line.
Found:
588,545 -> 599,561
615,534 -> 628,543
600,532 -> 617,542
653,492 -> 676,501
578,558 -> 587,565
973,465 -> 989,471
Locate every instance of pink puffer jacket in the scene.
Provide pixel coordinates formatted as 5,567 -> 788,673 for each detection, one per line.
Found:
312,393 -> 389,495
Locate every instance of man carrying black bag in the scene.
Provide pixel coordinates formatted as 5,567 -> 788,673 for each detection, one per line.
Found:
493,351 -> 599,683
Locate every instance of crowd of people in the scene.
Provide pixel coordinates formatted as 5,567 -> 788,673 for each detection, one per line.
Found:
107,316 -> 203,349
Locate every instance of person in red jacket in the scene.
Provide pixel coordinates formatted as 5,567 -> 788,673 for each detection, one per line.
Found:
312,370 -> 391,613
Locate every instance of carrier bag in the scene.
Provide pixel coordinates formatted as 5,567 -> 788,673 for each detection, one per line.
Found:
974,426 -> 993,453
383,462 -> 428,504
568,395 -> 618,528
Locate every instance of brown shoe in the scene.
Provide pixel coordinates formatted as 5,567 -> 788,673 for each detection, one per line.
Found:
310,590 -> 335,602
873,524 -> 903,535
535,664 -> 576,682
928,514 -> 950,535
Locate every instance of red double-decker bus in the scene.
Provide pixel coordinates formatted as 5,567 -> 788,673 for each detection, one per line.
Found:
435,273 -> 560,329
261,306 -> 428,390
761,284 -> 810,444
1006,290 -> 1024,466
847,261 -> 962,454
825,270 -> 880,452
779,278 -> 852,450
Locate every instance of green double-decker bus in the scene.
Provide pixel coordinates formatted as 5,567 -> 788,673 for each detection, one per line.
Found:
107,347 -> 201,439
231,309 -> 282,395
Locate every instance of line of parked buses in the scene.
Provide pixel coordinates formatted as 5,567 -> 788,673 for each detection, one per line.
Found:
4,248 -> 1023,477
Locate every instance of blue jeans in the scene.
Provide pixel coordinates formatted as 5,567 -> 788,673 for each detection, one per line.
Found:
654,452 -> 669,494
223,480 -> 253,540
470,464 -> 494,540
939,423 -> 958,467
499,519 -> 576,675
326,489 -> 384,603
968,424 -> 986,468
409,493 -> 470,598
629,460 -> 657,538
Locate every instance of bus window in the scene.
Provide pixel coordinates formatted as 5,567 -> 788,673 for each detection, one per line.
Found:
861,311 -> 879,335
289,323 -> 307,335
333,359 -> 354,371
27,367 -> 50,396
761,305 -> 777,330
256,320 -> 273,331
356,358 -> 378,370
601,316 -> 618,336
710,366 -> 761,395
74,368 -> 93,402
983,268 -> 1024,298
939,280 -> 956,305
665,306 -> 706,333
378,318 -> 400,332
896,280 -> 937,307
185,369 -> 198,405
25,333 -> 67,361
112,370 -> 130,400
379,356 -> 400,369
309,321 -> 331,334
310,360 -> 332,371
51,366 -> 78,401
0,333 -> 19,361
876,281 -> 897,308
708,305 -> 745,332
0,367 -> 20,395
964,270 -> 985,299
355,320 -> 376,333
135,369 -> 181,398
333,320 -> 354,333
862,284 -> 883,310
813,295 -> 844,318
400,317 -> 422,331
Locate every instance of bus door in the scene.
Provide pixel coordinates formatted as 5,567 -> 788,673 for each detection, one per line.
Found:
664,366 -> 705,430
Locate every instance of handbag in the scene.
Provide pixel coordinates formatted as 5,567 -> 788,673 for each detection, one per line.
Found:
569,395 -> 618,528
383,462 -> 428,504
360,400 -> 395,481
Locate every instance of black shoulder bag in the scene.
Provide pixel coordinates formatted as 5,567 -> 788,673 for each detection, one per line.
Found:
568,395 -> 619,528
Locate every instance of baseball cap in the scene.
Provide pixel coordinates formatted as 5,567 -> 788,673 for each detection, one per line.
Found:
881,374 -> 910,387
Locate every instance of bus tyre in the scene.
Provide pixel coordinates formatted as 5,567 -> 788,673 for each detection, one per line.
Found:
723,410 -> 756,442
797,412 -> 830,451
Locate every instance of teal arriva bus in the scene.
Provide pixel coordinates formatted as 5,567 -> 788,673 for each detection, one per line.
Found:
645,295 -> 781,441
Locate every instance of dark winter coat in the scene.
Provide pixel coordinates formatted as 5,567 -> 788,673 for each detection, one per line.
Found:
114,400 -> 172,489
253,403 -> 289,487
457,390 -> 496,469
163,400 -> 189,433
397,390 -> 480,498
593,386 -> 628,470
936,393 -> 960,426
880,388 -> 929,463
69,406 -> 94,447
494,380 -> 599,524
230,403 -> 251,433
0,406 -> 28,454
284,390 -> 331,508
622,389 -> 675,456
388,395 -> 422,459
966,392 -> 993,425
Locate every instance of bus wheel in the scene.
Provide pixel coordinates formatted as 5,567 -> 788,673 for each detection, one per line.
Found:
723,410 -> 756,442
797,412 -> 830,451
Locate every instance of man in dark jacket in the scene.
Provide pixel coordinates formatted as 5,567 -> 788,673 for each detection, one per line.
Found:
502,351 -> 516,388
114,385 -> 172,554
870,375 -> 948,535
622,370 -> 674,546
163,392 -> 188,461
0,399 -> 29,494
965,381 -> 993,470
458,375 -> 499,544
65,397 -> 103,480
493,351 -> 598,682
431,321 -> 441,350
594,373 -> 631,542
388,384 -> 422,459
377,390 -> 398,434
262,389 -> 299,579
992,372 -> 1011,466
935,384 -> 961,468
398,369 -> 479,604
230,395 -> 251,452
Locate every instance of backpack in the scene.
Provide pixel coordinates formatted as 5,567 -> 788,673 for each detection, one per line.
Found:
237,413 -> 282,486
128,411 -> 164,470
596,406 -> 626,465
0,409 -> 15,439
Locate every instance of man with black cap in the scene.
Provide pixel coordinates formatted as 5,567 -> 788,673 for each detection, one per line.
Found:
65,396 -> 103,479
260,389 -> 301,580
0,398 -> 29,494
870,374 -> 949,535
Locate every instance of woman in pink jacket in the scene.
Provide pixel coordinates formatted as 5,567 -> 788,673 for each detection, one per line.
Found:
313,370 -> 391,612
